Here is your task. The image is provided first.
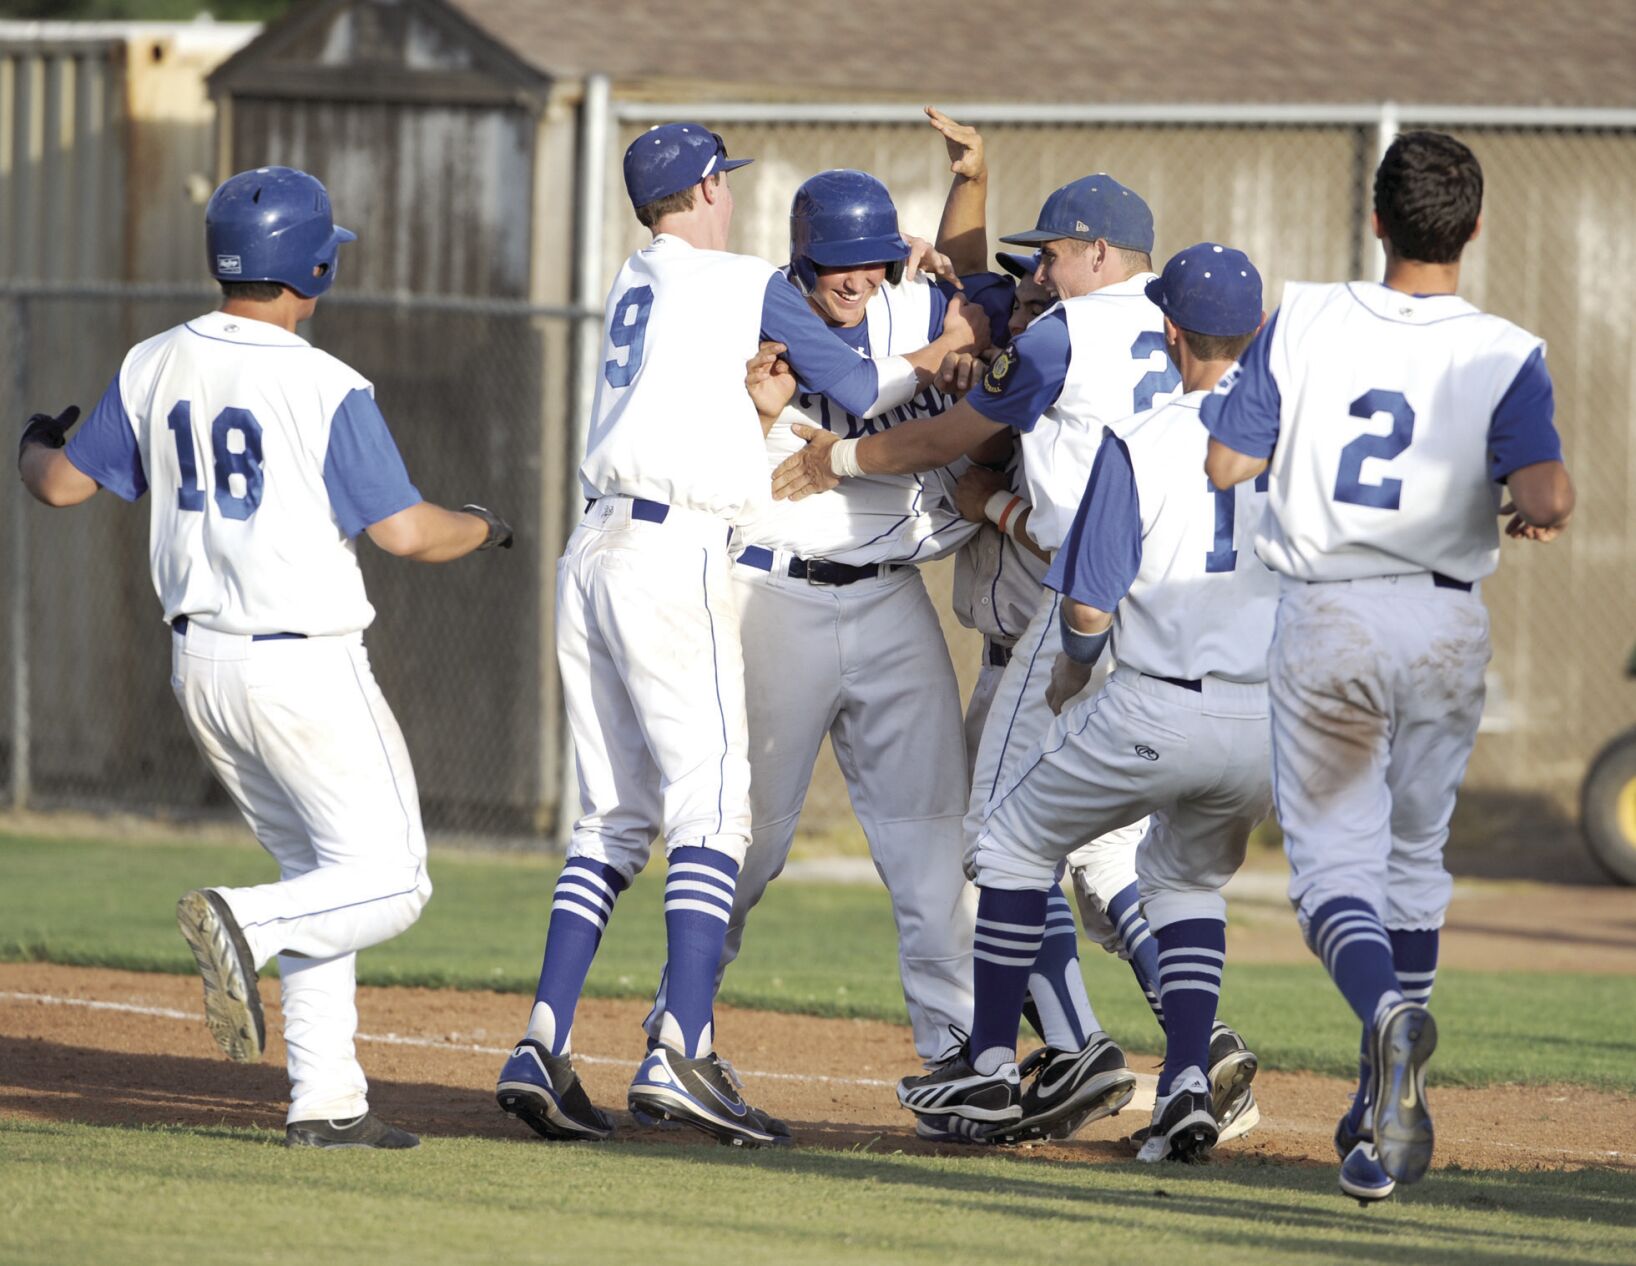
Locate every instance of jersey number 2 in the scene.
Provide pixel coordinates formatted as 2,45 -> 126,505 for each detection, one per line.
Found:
603,285 -> 654,388
167,402 -> 265,521
1333,389 -> 1416,510
1131,331 -> 1181,411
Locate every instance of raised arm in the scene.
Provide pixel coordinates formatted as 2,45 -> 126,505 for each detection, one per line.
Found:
926,107 -> 989,276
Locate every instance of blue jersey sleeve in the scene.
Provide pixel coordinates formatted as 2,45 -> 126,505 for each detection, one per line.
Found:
926,279 -> 951,341
966,306 -> 1071,434
1043,430 -> 1143,611
760,274 -> 883,418
1200,310 -> 1282,459
322,388 -> 422,538
64,374 -> 147,501
1488,346 -> 1562,480
942,272 -> 1017,348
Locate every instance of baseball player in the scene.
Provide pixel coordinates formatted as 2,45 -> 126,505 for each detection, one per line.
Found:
18,166 -> 513,1149
925,113 -> 1177,1045
895,245 -> 1277,1161
774,174 -> 1186,1139
497,125 -> 963,1149
1203,131 -> 1573,1199
638,169 -> 991,1106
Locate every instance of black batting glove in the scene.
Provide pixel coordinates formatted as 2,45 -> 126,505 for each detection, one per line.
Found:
463,503 -> 514,550
19,405 -> 80,469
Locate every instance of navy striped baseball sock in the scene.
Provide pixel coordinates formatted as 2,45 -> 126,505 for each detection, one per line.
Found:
970,886 -> 1049,1075
657,846 -> 739,1059
1344,927 -> 1439,1135
1307,896 -> 1403,1027
527,857 -> 629,1055
1156,918 -> 1227,1096
1107,881 -> 1166,1027
1025,885 -> 1099,1051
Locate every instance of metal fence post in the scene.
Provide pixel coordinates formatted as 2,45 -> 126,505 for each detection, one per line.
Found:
11,295 -> 30,810
554,73 -> 612,851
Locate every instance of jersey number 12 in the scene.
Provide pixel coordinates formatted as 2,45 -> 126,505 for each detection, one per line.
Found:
167,402 -> 265,521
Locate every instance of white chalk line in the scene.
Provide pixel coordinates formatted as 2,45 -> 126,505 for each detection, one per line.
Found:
0,989 -> 898,1090
0,989 -> 1624,1163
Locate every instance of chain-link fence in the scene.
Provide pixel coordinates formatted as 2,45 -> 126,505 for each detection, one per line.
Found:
597,103 -> 1636,846
0,284 -> 580,841
3,103 -> 1633,852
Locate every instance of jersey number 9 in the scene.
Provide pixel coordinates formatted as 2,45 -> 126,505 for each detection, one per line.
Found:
167,401 -> 266,521
604,286 -> 654,388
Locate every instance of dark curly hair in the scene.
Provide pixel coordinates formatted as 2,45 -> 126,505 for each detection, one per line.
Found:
1373,131 -> 1484,264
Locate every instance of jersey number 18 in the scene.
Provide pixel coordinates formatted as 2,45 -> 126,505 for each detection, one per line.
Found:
166,401 -> 265,521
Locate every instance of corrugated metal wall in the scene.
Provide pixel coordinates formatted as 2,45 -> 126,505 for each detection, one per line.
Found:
0,23 -> 257,284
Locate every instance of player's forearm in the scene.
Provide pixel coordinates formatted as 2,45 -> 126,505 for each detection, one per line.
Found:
367,501 -> 490,562
19,446 -> 99,507
1506,460 -> 1575,528
1205,439 -> 1269,490
935,170 -> 989,277
854,403 -> 1003,477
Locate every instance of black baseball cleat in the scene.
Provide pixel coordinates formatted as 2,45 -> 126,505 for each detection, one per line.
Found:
175,889 -> 265,1064
627,1045 -> 791,1148
285,1113 -> 420,1149
897,1047 -> 1022,1132
1370,1001 -> 1438,1185
1208,1021 -> 1261,1142
990,1033 -> 1136,1143
497,1039 -> 614,1141
1136,1068 -> 1219,1164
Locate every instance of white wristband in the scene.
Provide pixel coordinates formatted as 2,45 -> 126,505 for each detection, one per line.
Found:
830,437 -> 864,479
984,490 -> 1025,538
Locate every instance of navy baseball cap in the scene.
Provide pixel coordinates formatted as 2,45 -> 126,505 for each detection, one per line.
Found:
1144,242 -> 1263,337
1000,174 -> 1154,252
995,250 -> 1039,279
623,123 -> 753,208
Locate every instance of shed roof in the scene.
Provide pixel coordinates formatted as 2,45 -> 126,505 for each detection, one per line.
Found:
445,0 -> 1636,107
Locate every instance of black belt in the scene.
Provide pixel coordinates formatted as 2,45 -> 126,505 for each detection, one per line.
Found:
171,616 -> 305,643
586,497 -> 670,523
1144,672 -> 1202,692
736,545 -> 900,587
986,641 -> 1013,668
1431,572 -> 1473,592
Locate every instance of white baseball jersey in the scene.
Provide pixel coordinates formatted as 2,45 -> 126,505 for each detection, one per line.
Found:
580,235 -> 920,528
749,276 -> 976,566
1202,281 -> 1562,583
63,310 -> 422,635
967,274 -> 1181,552
1047,391 -> 1279,684
951,451 -> 1052,646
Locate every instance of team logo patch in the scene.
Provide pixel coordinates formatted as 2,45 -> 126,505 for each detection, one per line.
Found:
216,254 -> 242,275
981,348 -> 1017,395
1134,744 -> 1160,762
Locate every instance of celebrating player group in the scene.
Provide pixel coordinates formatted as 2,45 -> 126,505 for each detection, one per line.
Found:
19,106 -> 1573,1203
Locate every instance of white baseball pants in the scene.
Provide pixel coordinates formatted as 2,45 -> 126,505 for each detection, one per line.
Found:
975,666 -> 1272,929
966,590 -> 1147,950
170,623 -> 432,1124
556,496 -> 752,878
662,557 -> 976,1062
1270,576 -> 1490,933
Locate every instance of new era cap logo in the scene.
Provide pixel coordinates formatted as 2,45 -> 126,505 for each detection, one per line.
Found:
216,254 -> 242,274
1075,220 -> 1090,233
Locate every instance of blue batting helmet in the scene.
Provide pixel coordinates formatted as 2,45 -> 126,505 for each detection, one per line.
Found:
789,170 -> 909,295
205,167 -> 356,298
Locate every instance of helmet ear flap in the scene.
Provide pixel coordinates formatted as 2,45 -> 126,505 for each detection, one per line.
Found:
792,257 -> 818,295
885,259 -> 906,286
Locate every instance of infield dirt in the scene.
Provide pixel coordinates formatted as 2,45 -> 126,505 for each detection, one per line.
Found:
1,961 -> 1628,1175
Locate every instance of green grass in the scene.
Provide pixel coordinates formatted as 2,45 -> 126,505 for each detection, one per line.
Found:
1,1120 -> 1632,1266
2,833 -> 1633,1088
